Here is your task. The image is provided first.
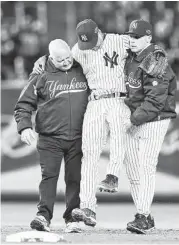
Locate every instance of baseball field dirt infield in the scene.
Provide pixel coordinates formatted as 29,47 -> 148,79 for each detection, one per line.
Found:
1,203 -> 179,244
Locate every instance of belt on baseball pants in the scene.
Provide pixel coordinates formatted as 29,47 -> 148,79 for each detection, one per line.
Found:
88,92 -> 127,101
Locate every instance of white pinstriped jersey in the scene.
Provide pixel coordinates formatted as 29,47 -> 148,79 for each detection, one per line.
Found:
72,34 -> 130,93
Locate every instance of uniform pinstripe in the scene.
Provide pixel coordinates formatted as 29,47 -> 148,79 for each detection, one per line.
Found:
124,119 -> 170,216
72,34 -> 129,93
72,34 -> 131,212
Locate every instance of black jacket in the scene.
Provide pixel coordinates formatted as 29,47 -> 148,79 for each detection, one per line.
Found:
124,44 -> 177,126
14,58 -> 89,140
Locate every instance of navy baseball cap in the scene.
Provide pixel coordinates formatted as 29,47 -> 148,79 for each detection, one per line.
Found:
76,19 -> 99,50
125,19 -> 152,37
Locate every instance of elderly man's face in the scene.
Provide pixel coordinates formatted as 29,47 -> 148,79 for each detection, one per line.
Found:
51,49 -> 73,71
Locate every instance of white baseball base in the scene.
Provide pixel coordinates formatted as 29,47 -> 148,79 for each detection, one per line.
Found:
6,230 -> 65,243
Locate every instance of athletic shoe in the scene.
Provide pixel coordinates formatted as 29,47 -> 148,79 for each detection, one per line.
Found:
147,214 -> 155,228
72,208 -> 96,227
98,174 -> 118,193
65,222 -> 82,233
30,215 -> 50,232
127,213 -> 155,234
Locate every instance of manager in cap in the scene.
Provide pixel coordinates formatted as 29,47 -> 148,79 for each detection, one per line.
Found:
122,19 -> 177,234
125,19 -> 153,54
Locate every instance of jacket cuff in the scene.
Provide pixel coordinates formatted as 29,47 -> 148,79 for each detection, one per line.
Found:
17,118 -> 32,134
130,114 -> 141,126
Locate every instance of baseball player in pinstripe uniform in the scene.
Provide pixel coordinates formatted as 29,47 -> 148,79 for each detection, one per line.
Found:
122,19 -> 176,234
71,19 -> 133,226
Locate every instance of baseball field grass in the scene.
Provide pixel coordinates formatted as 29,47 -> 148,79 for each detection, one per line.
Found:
1,202 -> 179,244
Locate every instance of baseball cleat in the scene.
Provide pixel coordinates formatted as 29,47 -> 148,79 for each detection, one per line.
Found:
30,215 -> 50,232
65,222 -> 82,233
98,174 -> 118,193
127,213 -> 155,234
72,208 -> 96,227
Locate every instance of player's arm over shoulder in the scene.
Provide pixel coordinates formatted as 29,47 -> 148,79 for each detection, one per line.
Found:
110,34 -> 130,58
72,43 -> 79,61
113,33 -> 130,50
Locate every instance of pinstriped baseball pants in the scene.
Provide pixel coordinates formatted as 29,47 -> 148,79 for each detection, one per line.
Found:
80,98 -> 131,212
111,118 -> 170,216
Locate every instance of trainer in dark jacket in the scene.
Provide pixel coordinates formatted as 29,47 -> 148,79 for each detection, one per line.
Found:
124,43 -> 177,126
14,39 -> 89,233
15,57 -> 88,140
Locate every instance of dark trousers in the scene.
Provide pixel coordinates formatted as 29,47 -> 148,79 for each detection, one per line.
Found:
36,135 -> 82,223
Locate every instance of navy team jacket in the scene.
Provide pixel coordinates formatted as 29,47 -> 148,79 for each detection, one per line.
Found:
124,44 -> 177,126
14,58 -> 89,140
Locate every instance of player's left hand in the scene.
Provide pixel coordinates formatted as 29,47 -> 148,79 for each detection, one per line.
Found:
21,128 -> 36,146
125,122 -> 138,136
32,56 -> 47,74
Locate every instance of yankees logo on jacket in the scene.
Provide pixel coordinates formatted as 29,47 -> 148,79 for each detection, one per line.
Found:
14,59 -> 89,140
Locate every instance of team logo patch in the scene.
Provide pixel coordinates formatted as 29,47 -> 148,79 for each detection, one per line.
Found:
146,29 -> 151,35
126,72 -> 141,89
128,80 -> 141,89
130,21 -> 138,31
103,51 -> 119,68
80,34 -> 88,42
46,78 -> 88,98
152,80 -> 158,86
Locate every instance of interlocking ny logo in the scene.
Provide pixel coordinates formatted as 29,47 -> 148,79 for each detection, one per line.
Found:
130,21 -> 137,30
103,51 -> 119,68
81,34 -> 88,42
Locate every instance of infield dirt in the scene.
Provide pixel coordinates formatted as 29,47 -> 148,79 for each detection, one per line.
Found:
1,203 -> 179,244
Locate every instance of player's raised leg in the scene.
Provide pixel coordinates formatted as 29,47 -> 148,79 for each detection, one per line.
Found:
98,99 -> 130,193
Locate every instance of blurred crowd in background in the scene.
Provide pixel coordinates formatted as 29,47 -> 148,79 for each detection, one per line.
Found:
1,1 -> 47,81
1,1 -> 179,83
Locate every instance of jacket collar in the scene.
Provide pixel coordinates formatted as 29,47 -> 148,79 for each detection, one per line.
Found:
134,44 -> 155,62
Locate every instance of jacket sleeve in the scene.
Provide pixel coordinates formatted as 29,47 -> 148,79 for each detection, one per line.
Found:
14,74 -> 39,134
130,69 -> 170,126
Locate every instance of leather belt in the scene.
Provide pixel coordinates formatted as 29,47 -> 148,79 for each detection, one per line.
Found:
88,92 -> 127,101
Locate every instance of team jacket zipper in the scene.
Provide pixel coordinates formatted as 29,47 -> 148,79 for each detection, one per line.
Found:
66,71 -> 72,140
